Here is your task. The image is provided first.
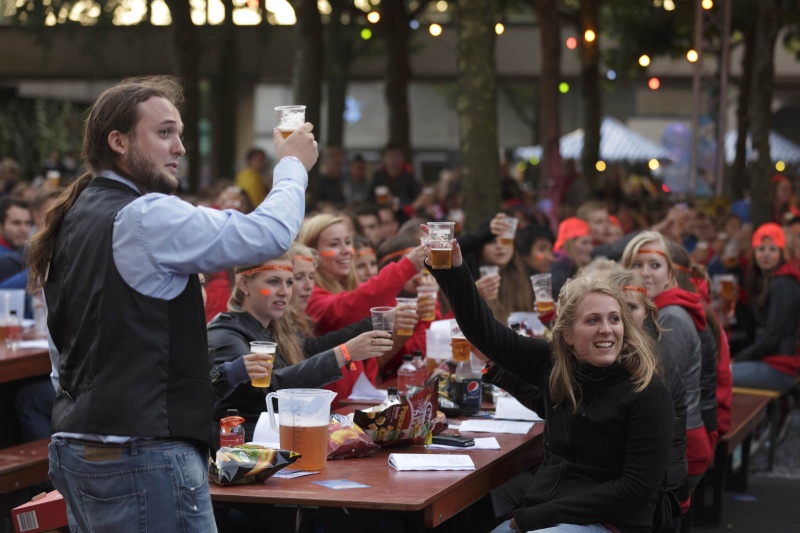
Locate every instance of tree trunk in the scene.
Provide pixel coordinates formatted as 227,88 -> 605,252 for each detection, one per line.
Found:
456,0 -> 499,229
325,1 -> 352,148
381,1 -> 412,155
731,20 -> 755,199
290,0 -> 323,198
165,0 -> 201,193
533,0 -> 563,228
579,0 -> 601,193
214,0 -> 238,180
748,0 -> 779,227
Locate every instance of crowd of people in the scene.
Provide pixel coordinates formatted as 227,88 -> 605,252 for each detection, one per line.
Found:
3,75 -> 800,532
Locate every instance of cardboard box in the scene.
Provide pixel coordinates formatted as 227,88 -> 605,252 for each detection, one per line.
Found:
11,491 -> 67,533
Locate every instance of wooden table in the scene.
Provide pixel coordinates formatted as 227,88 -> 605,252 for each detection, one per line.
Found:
210,423 -> 543,529
0,345 -> 50,384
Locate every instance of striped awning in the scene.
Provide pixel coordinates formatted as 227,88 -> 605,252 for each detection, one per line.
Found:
724,130 -> 800,164
514,116 -> 673,163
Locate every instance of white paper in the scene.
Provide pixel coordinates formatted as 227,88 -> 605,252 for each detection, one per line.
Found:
347,372 -> 387,402
388,453 -> 475,471
250,412 -> 280,448
427,437 -> 501,450
17,339 -> 50,350
493,396 -> 544,422
458,419 -> 534,435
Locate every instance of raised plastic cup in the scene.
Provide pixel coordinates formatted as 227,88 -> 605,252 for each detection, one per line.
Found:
394,298 -> 418,336
370,306 -> 395,333
479,265 -> 499,278
249,341 -> 276,388
274,105 -> 306,138
427,222 -> 455,269
530,273 -> 554,313
499,217 -> 519,247
450,322 -> 470,363
416,285 -> 438,321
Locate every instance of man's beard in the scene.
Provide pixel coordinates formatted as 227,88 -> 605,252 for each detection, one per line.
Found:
121,145 -> 178,195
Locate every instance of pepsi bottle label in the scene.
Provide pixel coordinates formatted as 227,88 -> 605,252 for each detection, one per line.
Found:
459,378 -> 482,415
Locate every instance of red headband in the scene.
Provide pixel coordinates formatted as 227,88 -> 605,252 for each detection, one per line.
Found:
238,264 -> 293,277
622,285 -> 647,294
637,248 -> 668,259
379,247 -> 414,266
673,263 -> 692,275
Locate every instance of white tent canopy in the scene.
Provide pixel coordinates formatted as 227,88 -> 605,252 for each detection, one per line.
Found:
514,116 -> 673,163
724,130 -> 800,164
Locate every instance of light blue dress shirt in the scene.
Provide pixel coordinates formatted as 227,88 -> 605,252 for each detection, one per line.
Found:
49,157 -> 307,442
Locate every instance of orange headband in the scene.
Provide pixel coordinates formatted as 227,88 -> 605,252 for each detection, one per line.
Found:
637,248 -> 668,259
355,248 -> 376,257
379,247 -> 414,265
673,263 -> 692,275
238,264 -> 293,277
622,285 -> 647,294
293,255 -> 313,262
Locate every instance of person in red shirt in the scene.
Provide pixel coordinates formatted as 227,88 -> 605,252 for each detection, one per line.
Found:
732,223 -> 800,392
297,213 -> 425,402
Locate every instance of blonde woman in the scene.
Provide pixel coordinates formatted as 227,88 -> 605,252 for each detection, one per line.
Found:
207,251 -> 392,439
622,231 -> 711,493
297,213 -> 424,400
427,228 -> 673,533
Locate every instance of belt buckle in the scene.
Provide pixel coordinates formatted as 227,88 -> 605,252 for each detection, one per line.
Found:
84,445 -> 123,462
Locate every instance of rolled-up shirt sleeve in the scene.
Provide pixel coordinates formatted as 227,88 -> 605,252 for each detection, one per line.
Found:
113,157 -> 307,299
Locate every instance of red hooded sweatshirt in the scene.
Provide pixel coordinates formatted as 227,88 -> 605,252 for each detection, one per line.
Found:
654,287 -> 714,481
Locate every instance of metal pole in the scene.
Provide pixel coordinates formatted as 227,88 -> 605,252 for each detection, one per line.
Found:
690,0 -> 704,198
716,0 -> 731,197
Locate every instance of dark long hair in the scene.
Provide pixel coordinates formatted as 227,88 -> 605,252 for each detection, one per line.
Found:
26,77 -> 184,292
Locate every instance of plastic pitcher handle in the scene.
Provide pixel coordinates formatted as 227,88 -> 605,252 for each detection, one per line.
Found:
266,392 -> 279,432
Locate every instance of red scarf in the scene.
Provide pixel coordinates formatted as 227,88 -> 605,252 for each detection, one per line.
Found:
654,286 -> 707,331
772,262 -> 800,284
761,263 -> 800,376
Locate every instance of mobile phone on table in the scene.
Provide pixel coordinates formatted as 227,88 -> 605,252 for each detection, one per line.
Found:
431,435 -> 475,447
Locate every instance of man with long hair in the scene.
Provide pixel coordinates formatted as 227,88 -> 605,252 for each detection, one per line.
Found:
26,76 -> 317,531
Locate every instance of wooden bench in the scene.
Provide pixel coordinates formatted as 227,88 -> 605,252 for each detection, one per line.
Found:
690,394 -> 770,527
731,374 -> 800,471
0,438 -> 50,495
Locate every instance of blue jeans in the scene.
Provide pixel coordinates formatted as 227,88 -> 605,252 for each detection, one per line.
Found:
732,361 -> 797,393
491,520 -> 611,533
49,437 -> 217,533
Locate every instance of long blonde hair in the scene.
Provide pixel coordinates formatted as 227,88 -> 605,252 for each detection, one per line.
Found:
607,269 -> 662,340
549,277 -> 659,413
621,230 -> 675,276
228,252 -> 305,366
283,242 -> 318,339
297,213 -> 360,294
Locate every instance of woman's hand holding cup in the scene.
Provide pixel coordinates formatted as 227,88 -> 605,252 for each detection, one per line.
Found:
420,224 -> 463,268
244,352 -> 274,385
393,302 -> 419,337
343,330 -> 393,363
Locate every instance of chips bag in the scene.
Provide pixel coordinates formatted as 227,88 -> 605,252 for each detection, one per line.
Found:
353,382 -> 439,447
327,413 -> 379,460
209,444 -> 299,486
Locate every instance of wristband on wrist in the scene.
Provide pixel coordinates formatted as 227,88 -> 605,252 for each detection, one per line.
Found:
340,344 -> 356,372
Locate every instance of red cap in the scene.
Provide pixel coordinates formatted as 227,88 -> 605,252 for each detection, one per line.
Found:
554,217 -> 590,252
751,222 -> 785,250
